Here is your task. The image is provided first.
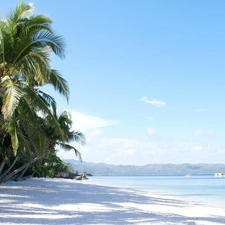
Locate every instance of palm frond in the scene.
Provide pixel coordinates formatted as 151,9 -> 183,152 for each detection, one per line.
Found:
11,30 -> 64,69
1,76 -> 24,119
34,30 -> 65,59
23,86 -> 65,142
10,1 -> 33,23
23,15 -> 52,34
17,130 -> 33,157
5,114 -> 19,155
70,131 -> 86,145
18,98 -> 47,157
14,50 -> 51,87
0,22 -> 8,66
37,90 -> 56,108
48,70 -> 69,101
58,111 -> 72,128
57,142 -> 82,161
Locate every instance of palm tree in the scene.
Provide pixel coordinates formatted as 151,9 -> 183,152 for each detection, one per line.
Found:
0,1 -> 85,182
0,1 -> 69,156
0,110 -> 85,183
45,108 -> 86,161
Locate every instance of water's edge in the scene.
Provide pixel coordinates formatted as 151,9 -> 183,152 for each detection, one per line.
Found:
86,175 -> 225,209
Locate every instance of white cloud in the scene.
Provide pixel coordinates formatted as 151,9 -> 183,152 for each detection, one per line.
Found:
59,133 -> 225,165
85,128 -> 104,142
66,110 -> 118,132
197,109 -> 204,112
57,110 -> 225,165
147,116 -> 154,120
86,128 -> 103,137
217,149 -> 225,154
82,138 -> 224,164
57,110 -> 118,160
193,129 -> 204,136
207,130 -> 218,137
193,129 -> 218,138
140,96 -> 166,107
22,3 -> 35,18
122,148 -> 134,155
194,146 -> 203,151
147,127 -> 154,136
28,2 -> 34,8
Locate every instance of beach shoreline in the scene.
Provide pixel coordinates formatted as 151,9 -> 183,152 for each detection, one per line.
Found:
0,178 -> 225,225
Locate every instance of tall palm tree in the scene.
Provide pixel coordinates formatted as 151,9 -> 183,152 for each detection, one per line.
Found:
0,1 -> 86,183
0,1 -> 69,156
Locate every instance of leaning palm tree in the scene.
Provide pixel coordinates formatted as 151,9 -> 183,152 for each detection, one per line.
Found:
45,107 -> 86,161
0,109 -> 85,183
0,1 -> 69,156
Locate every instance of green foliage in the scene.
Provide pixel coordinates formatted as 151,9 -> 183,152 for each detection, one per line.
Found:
27,153 -> 71,178
0,0 -> 68,156
0,1 -> 86,183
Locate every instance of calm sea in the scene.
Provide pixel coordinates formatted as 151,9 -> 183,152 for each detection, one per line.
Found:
86,175 -> 225,209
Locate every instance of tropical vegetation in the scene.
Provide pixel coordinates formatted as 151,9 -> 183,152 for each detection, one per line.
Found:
0,1 -> 85,183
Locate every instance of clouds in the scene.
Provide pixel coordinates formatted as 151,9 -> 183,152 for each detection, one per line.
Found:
194,146 -> 203,151
78,136 -> 225,165
66,110 -> 118,132
147,127 -> 154,136
57,110 -> 225,165
140,96 -> 166,107
207,130 -> 218,137
193,129 -> 204,136
57,110 -> 118,160
193,128 -> 218,138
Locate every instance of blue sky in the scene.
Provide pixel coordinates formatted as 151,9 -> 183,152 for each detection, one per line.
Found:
2,1 -> 225,165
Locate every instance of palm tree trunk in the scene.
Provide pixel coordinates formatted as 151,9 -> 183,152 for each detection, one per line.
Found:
14,166 -> 29,181
0,151 -> 7,174
0,160 -> 6,174
0,156 -> 20,182
0,156 -> 41,183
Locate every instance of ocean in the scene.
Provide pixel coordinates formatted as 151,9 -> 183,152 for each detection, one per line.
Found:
86,175 -> 225,209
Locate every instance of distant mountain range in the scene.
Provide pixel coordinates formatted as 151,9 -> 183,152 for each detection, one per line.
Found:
64,159 -> 225,176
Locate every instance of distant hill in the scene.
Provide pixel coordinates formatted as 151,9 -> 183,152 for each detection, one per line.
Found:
64,159 -> 225,176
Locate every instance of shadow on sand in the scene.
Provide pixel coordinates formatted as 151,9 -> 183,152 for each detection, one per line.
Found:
0,178 -> 224,225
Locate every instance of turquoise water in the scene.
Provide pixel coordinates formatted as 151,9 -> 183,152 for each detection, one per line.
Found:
86,175 -> 225,208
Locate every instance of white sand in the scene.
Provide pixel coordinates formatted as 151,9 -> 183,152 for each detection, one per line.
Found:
0,178 -> 225,225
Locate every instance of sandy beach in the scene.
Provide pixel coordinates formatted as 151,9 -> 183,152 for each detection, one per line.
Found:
0,178 -> 225,225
